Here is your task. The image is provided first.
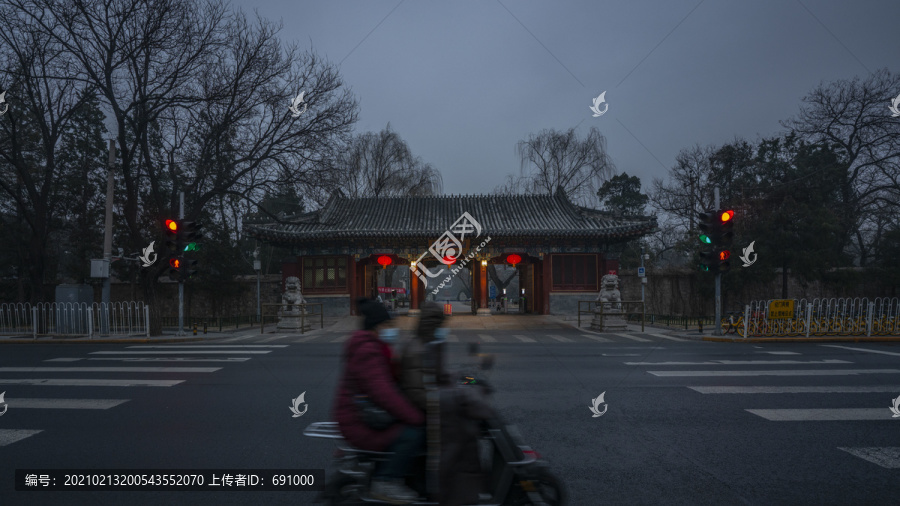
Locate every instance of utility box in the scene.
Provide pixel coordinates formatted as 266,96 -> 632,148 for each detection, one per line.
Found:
90,259 -> 109,278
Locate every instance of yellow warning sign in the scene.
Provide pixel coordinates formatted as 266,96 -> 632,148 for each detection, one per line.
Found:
767,299 -> 795,319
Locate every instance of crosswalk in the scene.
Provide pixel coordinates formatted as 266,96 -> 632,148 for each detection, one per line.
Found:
0,345 -> 284,448
631,344 -> 900,469
224,331 -> 688,344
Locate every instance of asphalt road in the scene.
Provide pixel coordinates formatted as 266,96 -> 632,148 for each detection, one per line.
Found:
1,327 -> 898,505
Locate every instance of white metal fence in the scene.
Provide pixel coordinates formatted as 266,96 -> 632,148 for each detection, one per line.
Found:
0,302 -> 150,338
739,297 -> 900,337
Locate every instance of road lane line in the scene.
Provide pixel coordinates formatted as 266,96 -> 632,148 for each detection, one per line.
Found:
747,408 -> 898,421
757,351 -> 801,355
838,447 -> 900,468
689,385 -> 900,394
260,335 -> 290,343
294,335 -> 323,343
627,360 -> 851,366
0,430 -> 43,447
6,398 -> 129,409
821,345 -> 900,357
614,333 -> 650,342
649,369 -> 900,377
513,335 -> 536,343
128,345 -> 286,348
220,334 -> 257,342
547,334 -> 572,342
89,351 -> 271,355
477,334 -> 496,342
582,334 -> 611,342
86,357 -> 251,363
647,333 -> 685,342
0,379 -> 184,387
0,367 -> 220,373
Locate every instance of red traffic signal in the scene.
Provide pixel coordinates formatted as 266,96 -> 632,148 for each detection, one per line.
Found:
719,210 -> 734,223
169,258 -> 181,269
718,250 -> 731,261
165,219 -> 178,232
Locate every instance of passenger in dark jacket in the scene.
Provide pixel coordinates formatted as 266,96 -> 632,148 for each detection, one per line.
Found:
333,298 -> 424,503
398,302 -> 498,505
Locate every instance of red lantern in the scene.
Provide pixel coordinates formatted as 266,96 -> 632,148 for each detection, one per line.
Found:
377,255 -> 392,267
506,254 -> 521,266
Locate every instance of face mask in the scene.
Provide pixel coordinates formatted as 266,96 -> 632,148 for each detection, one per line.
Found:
434,328 -> 449,341
379,328 -> 399,343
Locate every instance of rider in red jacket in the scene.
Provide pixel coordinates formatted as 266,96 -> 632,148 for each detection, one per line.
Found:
333,298 -> 424,503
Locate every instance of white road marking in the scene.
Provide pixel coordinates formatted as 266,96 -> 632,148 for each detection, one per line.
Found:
127,345 -> 286,348
838,447 -> 900,468
547,334 -> 572,342
614,333 -> 650,342
6,398 -> 129,409
294,335 -> 322,343
44,358 -> 82,362
0,367 -> 220,373
648,369 -> 900,377
747,408 -> 899,421
85,357 -> 250,362
89,350 -> 271,355
822,345 -> 900,357
220,334 -> 257,343
581,334 -> 612,342
627,360 -> 851,366
260,335 -> 290,343
0,429 -> 43,447
513,335 -> 536,342
0,379 -> 183,387
689,385 -> 900,394
647,333 -> 686,342
477,334 -> 496,343
603,354 -> 640,357
758,351 -> 801,355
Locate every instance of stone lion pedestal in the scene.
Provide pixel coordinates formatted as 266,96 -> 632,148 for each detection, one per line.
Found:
278,276 -> 312,331
591,274 -> 627,332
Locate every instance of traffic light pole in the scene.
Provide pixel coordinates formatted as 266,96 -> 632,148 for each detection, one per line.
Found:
101,139 -> 115,335
714,187 -> 722,335
178,191 -> 185,337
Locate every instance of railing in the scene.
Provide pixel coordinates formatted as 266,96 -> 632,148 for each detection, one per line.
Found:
259,303 -> 324,334
726,297 -> 900,338
578,300 -> 646,331
160,315 -> 262,332
0,302 -> 150,339
626,313 -> 718,331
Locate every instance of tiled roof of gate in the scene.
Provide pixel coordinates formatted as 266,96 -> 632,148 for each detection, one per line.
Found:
244,192 -> 657,242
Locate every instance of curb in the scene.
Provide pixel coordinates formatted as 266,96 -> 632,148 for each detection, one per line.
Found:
702,336 -> 900,343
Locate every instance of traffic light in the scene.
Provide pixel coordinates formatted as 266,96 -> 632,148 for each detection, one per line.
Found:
164,219 -> 181,253
181,221 -> 203,252
698,208 -> 735,272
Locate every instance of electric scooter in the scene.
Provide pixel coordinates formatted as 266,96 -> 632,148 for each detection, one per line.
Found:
304,344 -> 565,505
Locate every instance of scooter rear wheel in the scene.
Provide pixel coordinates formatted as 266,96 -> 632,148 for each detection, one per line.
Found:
512,467 -> 566,506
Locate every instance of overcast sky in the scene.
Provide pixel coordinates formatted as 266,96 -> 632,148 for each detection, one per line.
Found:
232,0 -> 899,196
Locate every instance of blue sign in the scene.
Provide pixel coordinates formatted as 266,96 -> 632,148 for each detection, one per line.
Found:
489,286 -> 497,298
638,267 -> 646,277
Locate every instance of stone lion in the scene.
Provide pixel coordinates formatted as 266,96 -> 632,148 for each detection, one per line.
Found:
596,273 -> 622,311
282,276 -> 307,312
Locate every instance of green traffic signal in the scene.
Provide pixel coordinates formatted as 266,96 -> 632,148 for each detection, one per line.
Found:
699,234 -> 712,244
183,242 -> 199,252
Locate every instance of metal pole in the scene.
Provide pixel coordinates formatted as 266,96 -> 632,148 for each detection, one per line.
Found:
714,187 -> 721,335
178,191 -> 185,336
101,140 -> 116,334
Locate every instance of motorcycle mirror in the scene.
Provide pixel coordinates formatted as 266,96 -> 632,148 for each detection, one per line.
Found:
468,342 -> 480,356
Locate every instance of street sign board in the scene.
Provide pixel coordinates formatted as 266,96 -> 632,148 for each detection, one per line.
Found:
767,299 -> 795,319
638,267 -> 645,277
489,286 -> 497,298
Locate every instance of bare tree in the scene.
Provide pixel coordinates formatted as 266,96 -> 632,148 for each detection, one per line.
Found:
330,124 -> 442,198
506,127 -> 615,205
783,68 -> 900,266
0,6 -> 96,301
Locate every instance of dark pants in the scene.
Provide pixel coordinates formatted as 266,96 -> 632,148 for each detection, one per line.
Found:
374,425 -> 425,480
